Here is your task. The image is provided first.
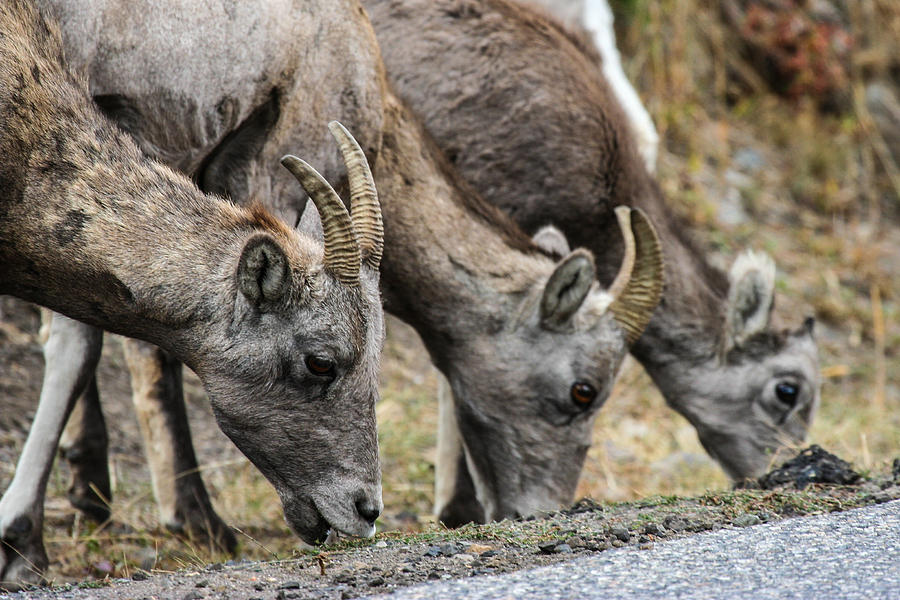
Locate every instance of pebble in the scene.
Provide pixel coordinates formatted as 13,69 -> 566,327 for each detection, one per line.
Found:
455,553 -> 477,563
131,571 -> 149,582
553,544 -> 573,554
427,571 -> 441,580
374,540 -> 388,549
194,579 -> 208,588
368,576 -> 385,587
424,546 -> 442,558
734,514 -> 762,527
479,550 -> 498,558
610,527 -> 630,542
182,592 -> 203,600
278,581 -> 302,590
642,523 -> 663,535
439,543 -> 461,557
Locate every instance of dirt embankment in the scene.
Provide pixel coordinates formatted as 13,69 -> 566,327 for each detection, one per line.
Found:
3,447 -> 898,600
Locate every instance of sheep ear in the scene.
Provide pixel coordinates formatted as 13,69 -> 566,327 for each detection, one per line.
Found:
540,249 -> 595,329
237,234 -> 290,308
531,225 -> 570,258
724,251 -> 775,352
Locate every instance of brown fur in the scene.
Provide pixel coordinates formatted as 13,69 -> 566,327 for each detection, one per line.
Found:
366,0 -> 820,483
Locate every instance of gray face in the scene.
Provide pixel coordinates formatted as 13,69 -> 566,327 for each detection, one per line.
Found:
199,251 -> 384,545
447,296 -> 627,522
688,325 -> 820,481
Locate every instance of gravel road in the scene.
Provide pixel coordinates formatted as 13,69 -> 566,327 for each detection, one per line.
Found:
381,499 -> 900,600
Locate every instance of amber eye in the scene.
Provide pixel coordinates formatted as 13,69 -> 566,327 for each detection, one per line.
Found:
305,355 -> 335,377
570,382 -> 597,407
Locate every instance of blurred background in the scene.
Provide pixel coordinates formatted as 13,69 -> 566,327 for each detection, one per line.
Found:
1,0 -> 897,584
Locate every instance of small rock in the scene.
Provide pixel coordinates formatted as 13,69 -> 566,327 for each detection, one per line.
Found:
734,514 -> 762,527
278,581 -> 301,590
439,543 -> 461,557
553,544 -> 573,554
479,550 -> 498,558
663,516 -> 687,532
182,592 -> 203,600
368,576 -> 385,587
566,536 -> 584,547
341,590 -> 354,600
611,539 -> 625,548
642,523 -> 662,536
423,546 -> 442,558
194,580 -> 208,588
538,541 -> 559,555
610,527 -> 630,542
468,543 -> 493,554
131,571 -> 149,582
639,542 -> 654,550
455,553 -> 477,564
253,583 -> 264,591
276,592 -> 299,600
427,571 -> 441,580
333,571 -> 355,584
471,568 -> 494,576
374,540 -> 388,549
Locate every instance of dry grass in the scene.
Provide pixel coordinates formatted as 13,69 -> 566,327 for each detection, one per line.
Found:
4,0 -> 899,588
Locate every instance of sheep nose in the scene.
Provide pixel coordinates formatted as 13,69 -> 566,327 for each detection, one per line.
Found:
355,497 -> 381,525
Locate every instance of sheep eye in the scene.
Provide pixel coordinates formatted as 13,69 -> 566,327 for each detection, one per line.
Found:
570,382 -> 597,407
775,381 -> 799,407
305,355 -> 335,377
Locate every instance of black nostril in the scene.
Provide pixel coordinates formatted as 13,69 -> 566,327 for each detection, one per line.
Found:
355,498 -> 380,525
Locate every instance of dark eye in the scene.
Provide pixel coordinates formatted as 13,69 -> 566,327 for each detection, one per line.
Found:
570,382 -> 597,407
305,355 -> 335,377
775,382 -> 799,407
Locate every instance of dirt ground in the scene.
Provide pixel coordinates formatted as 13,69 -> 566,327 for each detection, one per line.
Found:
1,445 -> 898,599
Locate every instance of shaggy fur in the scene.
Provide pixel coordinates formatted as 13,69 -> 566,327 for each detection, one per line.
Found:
365,0 -> 820,488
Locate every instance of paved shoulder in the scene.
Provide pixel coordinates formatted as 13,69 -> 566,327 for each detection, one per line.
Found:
379,500 -> 900,600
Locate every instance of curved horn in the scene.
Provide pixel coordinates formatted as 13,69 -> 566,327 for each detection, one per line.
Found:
608,206 -> 664,346
328,120 -> 384,270
281,155 -> 360,286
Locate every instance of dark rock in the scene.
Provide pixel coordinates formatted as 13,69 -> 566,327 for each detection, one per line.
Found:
276,592 -> 299,600
253,583 -> 264,591
333,571 -> 355,584
278,581 -> 302,590
439,543 -> 461,557
892,458 -> 900,482
423,546 -> 442,558
538,541 -> 559,555
663,516 -> 688,532
182,592 -> 203,600
480,550 -> 498,558
368,577 -> 385,587
131,571 -> 149,582
566,497 -> 604,515
610,527 -> 630,542
755,445 -> 861,490
427,571 -> 441,580
194,580 -> 208,588
642,523 -> 662,536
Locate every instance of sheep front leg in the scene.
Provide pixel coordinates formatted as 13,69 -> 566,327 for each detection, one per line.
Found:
121,339 -> 236,554
434,376 -> 485,527
0,313 -> 102,591
59,376 -> 111,524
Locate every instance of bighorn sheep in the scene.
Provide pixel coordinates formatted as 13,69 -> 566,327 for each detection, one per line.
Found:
525,0 -> 659,172
0,0 -> 386,589
365,0 -> 820,519
7,1 -> 663,584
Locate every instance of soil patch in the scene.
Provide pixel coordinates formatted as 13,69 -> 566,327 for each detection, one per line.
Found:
3,448 -> 898,600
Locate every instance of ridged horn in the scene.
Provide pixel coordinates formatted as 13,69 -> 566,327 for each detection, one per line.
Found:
608,206 -> 664,346
281,155 -> 360,286
328,120 -> 384,270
